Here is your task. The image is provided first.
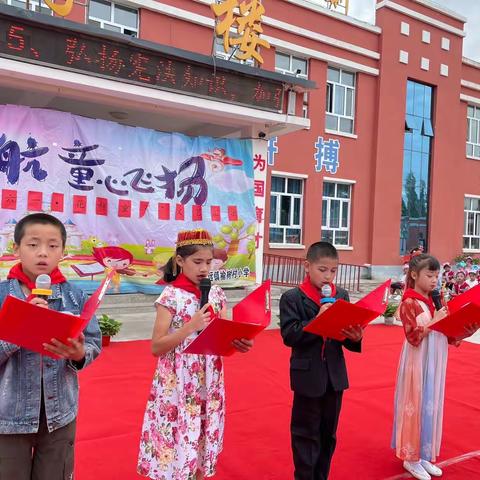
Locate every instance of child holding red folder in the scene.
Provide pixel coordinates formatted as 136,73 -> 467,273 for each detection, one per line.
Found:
0,213 -> 102,480
137,229 -> 252,480
279,241 -> 363,480
392,254 -> 478,480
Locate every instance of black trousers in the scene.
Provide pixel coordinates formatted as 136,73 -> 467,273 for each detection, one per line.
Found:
291,388 -> 343,480
0,400 -> 76,480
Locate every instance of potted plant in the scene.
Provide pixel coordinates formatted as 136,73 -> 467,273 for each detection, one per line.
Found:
98,313 -> 122,346
383,301 -> 399,326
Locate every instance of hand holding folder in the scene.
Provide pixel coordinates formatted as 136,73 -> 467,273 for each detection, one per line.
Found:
183,280 -> 271,356
0,271 -> 113,358
428,284 -> 480,340
303,280 -> 391,341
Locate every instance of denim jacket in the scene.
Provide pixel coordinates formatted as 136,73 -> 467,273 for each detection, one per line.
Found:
0,279 -> 102,434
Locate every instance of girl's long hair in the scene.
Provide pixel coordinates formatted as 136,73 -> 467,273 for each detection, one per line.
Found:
406,253 -> 441,289
162,244 -> 213,282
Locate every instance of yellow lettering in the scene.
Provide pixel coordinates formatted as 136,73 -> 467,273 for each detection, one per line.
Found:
44,0 -> 74,17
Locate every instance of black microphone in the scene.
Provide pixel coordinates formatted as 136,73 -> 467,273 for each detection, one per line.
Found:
431,288 -> 443,311
199,278 -> 211,308
320,284 -> 336,304
32,274 -> 52,301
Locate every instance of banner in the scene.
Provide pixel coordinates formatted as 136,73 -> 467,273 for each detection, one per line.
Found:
0,105 -> 256,293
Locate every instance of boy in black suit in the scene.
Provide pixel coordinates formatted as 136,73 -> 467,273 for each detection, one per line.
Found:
280,242 -> 363,480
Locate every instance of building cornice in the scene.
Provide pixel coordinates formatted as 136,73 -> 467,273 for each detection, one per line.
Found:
376,1 -> 465,37
463,57 -> 480,70
410,0 -> 467,23
193,0 -> 380,60
264,35 -> 379,76
461,80 -> 480,93
460,94 -> 480,107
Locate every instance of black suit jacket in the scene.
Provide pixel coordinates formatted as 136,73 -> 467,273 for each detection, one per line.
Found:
279,286 -> 361,398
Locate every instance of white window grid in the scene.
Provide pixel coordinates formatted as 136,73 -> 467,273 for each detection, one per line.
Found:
2,0 -> 52,15
274,52 -> 309,79
322,181 -> 352,246
467,105 -> 480,159
214,36 -> 255,66
464,196 -> 480,250
88,0 -> 138,37
326,66 -> 356,135
269,175 -> 304,245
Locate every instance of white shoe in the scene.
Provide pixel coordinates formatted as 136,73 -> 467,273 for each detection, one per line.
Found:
403,461 -> 432,480
421,459 -> 443,477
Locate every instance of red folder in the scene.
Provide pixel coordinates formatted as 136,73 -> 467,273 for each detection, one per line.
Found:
428,284 -> 480,339
183,280 -> 271,356
0,270 -> 114,358
303,280 -> 391,341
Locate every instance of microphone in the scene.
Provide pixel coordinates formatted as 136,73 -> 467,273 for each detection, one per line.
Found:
431,288 -> 443,311
32,274 -> 52,300
320,284 -> 336,304
199,278 -> 211,308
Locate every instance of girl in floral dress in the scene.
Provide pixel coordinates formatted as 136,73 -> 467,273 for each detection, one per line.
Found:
392,254 -> 478,480
138,229 -> 252,480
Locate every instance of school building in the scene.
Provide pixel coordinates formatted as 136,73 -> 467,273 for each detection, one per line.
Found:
1,0 -> 479,279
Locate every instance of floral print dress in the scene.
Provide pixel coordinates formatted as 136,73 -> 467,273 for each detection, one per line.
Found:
138,284 -> 226,480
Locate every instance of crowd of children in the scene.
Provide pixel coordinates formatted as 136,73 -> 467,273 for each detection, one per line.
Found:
441,257 -> 480,297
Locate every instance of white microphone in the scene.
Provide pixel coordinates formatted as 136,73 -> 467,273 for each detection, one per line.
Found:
32,274 -> 52,300
320,284 -> 336,304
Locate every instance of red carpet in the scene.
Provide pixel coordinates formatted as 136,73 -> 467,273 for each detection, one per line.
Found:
76,326 -> 480,479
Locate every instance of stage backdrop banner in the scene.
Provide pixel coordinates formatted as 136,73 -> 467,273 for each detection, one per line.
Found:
0,105 -> 256,293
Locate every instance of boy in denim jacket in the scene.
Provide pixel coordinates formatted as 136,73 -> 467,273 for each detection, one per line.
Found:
0,213 -> 102,480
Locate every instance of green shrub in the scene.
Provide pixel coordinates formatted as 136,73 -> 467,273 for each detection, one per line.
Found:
98,314 -> 122,337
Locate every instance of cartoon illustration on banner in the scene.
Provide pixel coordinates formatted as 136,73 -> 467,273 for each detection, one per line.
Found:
0,105 -> 257,293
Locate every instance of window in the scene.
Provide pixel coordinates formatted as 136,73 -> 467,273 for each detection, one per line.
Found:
214,37 -> 254,66
88,0 -> 138,37
1,0 -> 52,15
467,105 -> 480,159
269,176 -> 304,245
321,182 -> 351,246
275,52 -> 308,78
464,196 -> 480,250
400,81 -> 433,255
325,66 -> 355,134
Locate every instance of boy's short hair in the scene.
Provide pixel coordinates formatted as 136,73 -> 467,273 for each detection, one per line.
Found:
14,213 -> 67,247
306,241 -> 339,262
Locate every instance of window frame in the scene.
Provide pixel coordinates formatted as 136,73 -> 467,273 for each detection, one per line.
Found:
214,36 -> 255,66
269,174 -> 305,247
463,195 -> 480,252
325,66 -> 356,135
321,180 -> 353,247
87,0 -> 139,37
467,105 -> 480,160
3,0 -> 53,15
274,51 -> 309,79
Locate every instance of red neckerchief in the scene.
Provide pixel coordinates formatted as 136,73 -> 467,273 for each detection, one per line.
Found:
299,275 -> 336,307
453,282 -> 469,295
170,273 -> 201,299
402,288 -> 435,315
7,263 -> 66,291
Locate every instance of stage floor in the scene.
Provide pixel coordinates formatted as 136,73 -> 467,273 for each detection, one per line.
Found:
76,326 -> 480,479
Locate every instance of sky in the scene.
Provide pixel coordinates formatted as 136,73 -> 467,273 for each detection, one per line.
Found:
346,0 -> 480,61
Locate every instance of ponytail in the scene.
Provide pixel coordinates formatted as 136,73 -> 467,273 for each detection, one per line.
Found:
162,243 -> 214,283
162,255 -> 179,283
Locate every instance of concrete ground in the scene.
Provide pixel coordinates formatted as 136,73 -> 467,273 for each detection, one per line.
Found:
99,282 -> 480,346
